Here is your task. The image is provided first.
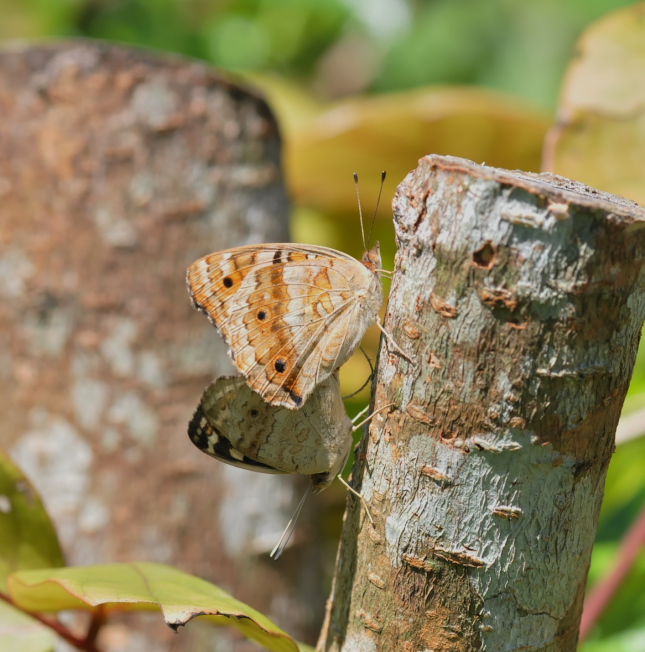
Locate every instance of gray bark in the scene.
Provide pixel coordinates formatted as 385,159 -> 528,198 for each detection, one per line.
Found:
318,155 -> 645,651
0,40 -> 326,650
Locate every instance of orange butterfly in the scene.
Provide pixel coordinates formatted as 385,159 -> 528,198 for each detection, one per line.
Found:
187,242 -> 384,409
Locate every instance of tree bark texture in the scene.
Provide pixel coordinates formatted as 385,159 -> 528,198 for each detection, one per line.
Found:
0,40 -> 326,650
318,155 -> 645,652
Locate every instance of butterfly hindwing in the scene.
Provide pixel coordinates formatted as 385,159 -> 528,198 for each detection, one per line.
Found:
188,382 -> 283,474
188,374 -> 353,487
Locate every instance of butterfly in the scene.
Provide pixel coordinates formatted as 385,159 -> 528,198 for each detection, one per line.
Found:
186,242 -> 384,410
188,371 -> 391,557
188,372 -> 353,494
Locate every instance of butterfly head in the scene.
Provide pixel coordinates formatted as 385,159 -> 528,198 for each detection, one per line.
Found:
310,470 -> 334,494
361,241 -> 381,273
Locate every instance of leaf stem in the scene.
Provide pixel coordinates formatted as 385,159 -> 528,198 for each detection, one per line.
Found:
0,589 -> 102,652
579,503 -> 645,641
86,604 -> 107,646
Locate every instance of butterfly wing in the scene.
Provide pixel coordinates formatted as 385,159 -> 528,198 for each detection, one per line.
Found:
188,374 -> 353,480
187,244 -> 382,409
188,376 -> 284,474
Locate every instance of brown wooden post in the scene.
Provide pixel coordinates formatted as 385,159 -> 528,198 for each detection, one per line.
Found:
318,155 -> 645,651
0,40 -> 325,648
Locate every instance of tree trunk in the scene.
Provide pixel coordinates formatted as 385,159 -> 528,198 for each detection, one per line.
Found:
318,155 -> 645,652
0,40 -> 326,650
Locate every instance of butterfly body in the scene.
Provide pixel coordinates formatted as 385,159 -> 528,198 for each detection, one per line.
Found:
188,373 -> 353,492
187,242 -> 383,409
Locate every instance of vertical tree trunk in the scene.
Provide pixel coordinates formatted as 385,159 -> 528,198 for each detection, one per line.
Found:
0,40 -> 324,650
318,155 -> 645,651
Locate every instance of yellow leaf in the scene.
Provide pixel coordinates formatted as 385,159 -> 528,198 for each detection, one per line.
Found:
286,86 -> 549,214
544,3 -> 645,205
9,563 -> 300,652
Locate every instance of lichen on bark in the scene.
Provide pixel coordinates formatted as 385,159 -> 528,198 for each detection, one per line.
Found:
318,155 -> 645,652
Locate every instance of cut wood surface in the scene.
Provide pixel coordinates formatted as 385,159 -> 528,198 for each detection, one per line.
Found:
318,154 -> 645,652
0,40 -> 329,650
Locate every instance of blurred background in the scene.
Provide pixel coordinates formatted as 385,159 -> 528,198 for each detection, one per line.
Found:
1,0 -> 645,650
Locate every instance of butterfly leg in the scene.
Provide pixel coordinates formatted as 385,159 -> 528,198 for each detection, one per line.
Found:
351,403 -> 371,425
337,475 -> 374,526
377,321 -> 415,364
339,403 -> 396,527
352,402 -> 396,431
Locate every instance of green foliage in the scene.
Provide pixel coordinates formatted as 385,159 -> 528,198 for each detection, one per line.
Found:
0,449 -> 308,651
0,0 -> 635,106
0,454 -> 64,592
10,563 -> 300,651
583,542 -> 645,651
74,0 -> 351,77
0,600 -> 55,652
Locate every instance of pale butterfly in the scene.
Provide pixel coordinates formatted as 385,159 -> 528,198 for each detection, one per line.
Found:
187,371 -> 391,558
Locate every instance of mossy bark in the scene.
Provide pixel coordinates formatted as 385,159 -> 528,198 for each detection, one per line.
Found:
318,155 -> 645,652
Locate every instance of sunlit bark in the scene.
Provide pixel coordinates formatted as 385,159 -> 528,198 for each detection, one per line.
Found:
319,155 -> 645,652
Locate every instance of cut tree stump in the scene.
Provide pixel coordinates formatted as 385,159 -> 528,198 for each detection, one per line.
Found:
318,155 -> 645,652
0,40 -> 327,649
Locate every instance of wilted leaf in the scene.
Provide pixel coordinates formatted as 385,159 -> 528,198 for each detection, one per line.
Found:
0,600 -> 55,652
0,450 -> 64,591
287,86 -> 549,214
8,562 -> 299,652
544,3 -> 645,205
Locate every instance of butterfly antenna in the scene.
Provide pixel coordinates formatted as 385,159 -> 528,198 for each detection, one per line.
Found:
342,346 -> 375,400
337,476 -> 374,526
354,172 -> 368,253
367,170 -> 386,250
270,486 -> 311,560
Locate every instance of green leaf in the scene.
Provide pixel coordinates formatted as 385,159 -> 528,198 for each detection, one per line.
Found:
599,435 -> 645,530
0,600 -> 54,652
581,625 -> 645,652
8,562 -> 300,652
0,450 -> 64,591
544,2 -> 645,205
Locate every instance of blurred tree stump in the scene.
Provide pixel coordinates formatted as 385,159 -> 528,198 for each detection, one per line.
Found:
0,40 -> 325,650
318,155 -> 645,651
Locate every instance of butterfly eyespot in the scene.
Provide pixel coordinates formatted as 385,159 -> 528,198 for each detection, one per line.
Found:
250,409 -> 259,418
223,277 -> 233,288
274,359 -> 286,373
257,310 -> 267,320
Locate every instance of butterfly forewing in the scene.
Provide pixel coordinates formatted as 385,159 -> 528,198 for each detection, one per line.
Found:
187,243 -> 383,409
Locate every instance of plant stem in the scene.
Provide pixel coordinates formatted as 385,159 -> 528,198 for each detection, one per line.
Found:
86,604 -> 107,646
580,503 -> 645,641
0,590 -> 102,652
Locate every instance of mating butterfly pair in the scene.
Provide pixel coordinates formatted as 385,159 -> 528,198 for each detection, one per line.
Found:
185,239 -> 390,557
